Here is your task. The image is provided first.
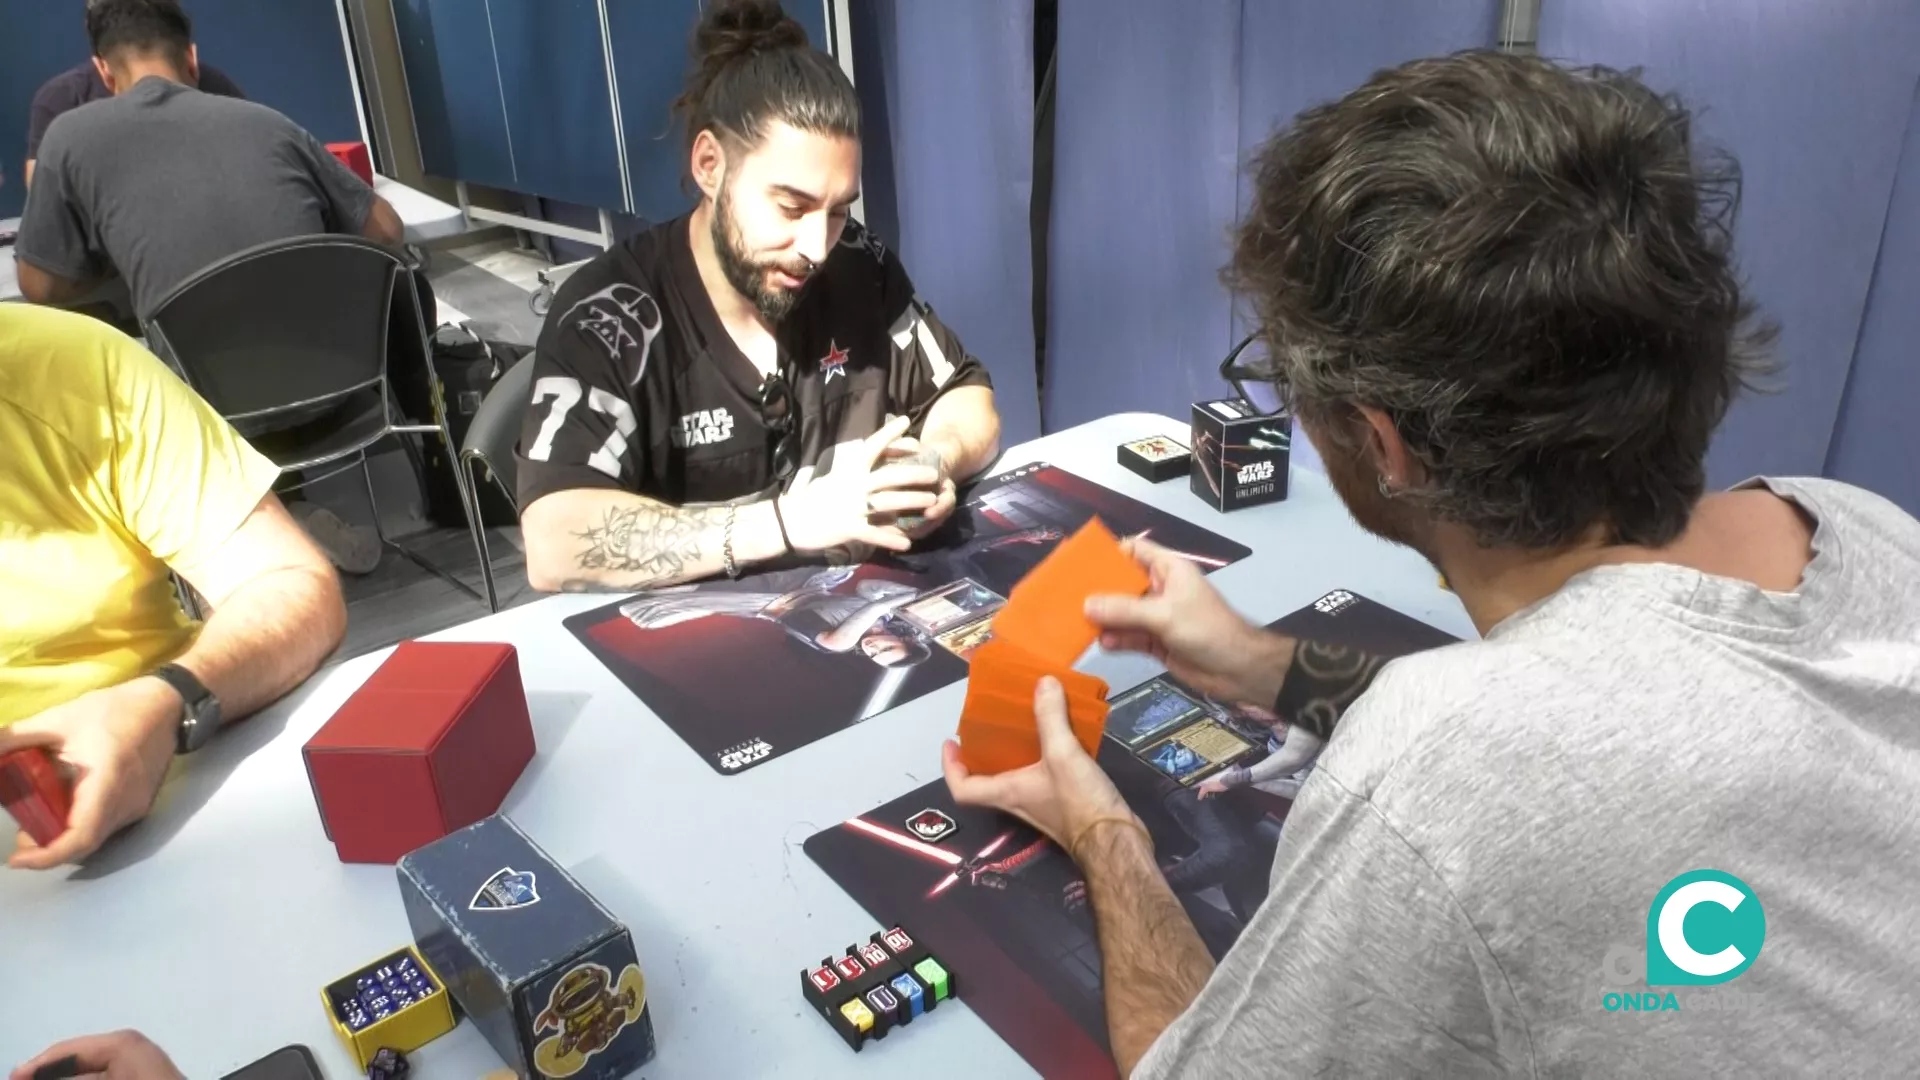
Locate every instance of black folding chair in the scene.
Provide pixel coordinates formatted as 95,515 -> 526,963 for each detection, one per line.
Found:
141,234 -> 483,598
459,354 -> 534,612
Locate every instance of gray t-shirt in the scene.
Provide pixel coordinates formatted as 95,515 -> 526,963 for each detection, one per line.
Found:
16,76 -> 374,321
1137,477 -> 1920,1078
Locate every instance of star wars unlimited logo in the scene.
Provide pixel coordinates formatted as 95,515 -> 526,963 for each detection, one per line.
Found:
717,738 -> 773,771
1235,460 -> 1275,486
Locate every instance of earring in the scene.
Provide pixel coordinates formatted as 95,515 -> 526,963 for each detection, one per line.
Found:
1377,475 -> 1395,499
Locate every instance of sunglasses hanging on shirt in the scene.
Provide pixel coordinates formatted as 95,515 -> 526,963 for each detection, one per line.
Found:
758,370 -> 799,486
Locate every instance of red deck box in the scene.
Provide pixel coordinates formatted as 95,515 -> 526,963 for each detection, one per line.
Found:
304,642 -> 534,864
326,141 -> 374,185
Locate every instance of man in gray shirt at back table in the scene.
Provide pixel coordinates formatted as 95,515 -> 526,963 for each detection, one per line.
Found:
943,51 -> 1920,1078
13,0 -> 402,319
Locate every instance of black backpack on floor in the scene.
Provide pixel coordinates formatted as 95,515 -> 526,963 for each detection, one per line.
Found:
393,322 -> 529,530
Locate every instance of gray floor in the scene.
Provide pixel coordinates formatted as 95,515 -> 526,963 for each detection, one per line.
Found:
322,235 -> 562,662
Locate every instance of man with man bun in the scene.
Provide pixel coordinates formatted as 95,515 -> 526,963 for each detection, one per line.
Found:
518,0 -> 1002,592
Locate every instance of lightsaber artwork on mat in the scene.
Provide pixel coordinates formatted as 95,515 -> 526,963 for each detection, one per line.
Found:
1131,529 -> 1233,569
843,818 -> 963,867
857,666 -> 912,721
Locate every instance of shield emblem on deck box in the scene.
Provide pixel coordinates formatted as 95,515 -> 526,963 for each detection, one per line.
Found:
398,815 -> 657,1078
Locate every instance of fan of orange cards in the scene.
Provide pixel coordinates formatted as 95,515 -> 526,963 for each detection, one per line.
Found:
955,518 -> 1150,774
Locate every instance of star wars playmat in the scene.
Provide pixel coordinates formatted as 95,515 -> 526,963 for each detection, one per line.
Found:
564,463 -> 1251,775
805,591 -> 1459,1078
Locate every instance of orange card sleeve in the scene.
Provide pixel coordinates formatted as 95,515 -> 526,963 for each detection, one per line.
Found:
991,518 -> 1150,668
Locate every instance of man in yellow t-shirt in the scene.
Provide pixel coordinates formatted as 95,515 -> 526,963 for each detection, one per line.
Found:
0,306 -> 346,870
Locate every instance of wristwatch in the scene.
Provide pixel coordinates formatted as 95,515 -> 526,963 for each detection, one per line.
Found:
151,663 -> 221,755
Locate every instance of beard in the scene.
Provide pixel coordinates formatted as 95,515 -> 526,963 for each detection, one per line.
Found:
1316,422 -> 1436,563
711,182 -> 814,324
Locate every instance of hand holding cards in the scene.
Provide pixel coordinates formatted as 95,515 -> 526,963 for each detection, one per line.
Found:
956,519 -> 1150,774
779,417 -> 940,554
883,444 -> 947,532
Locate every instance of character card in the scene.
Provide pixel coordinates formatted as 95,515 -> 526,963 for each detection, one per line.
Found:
1122,435 -> 1188,462
934,617 -> 998,660
1118,435 -> 1193,483
900,578 -> 1006,637
1103,680 -> 1206,749
1137,719 -> 1255,785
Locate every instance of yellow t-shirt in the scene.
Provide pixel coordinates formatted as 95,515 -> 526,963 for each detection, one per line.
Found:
0,306 -> 280,725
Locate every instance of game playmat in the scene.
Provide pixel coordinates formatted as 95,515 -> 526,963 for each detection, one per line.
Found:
564,464 -> 1252,775
804,591 -> 1460,1079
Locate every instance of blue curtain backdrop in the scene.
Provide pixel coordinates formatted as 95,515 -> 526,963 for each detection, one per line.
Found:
1539,0 -> 1920,500
851,0 -> 1043,447
1042,0 -> 1501,470
1824,79 -> 1920,516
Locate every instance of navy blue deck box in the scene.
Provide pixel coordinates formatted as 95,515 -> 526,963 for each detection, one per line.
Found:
397,815 -> 655,1078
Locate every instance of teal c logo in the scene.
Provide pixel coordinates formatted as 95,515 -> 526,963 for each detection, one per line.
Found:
1646,870 -> 1765,986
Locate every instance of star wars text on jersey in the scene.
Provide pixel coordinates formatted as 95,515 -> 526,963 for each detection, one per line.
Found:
673,408 -> 736,449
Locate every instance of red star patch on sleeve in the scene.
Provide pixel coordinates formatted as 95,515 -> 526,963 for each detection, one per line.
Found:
820,340 -> 850,383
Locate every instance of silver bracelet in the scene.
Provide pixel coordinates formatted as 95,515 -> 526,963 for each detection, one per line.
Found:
722,504 -> 740,578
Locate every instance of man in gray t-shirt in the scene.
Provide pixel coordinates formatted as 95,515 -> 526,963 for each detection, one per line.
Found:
14,0 -> 401,320
942,52 -> 1920,1079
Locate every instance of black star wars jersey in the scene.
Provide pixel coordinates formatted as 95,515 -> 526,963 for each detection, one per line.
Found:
514,215 -> 992,510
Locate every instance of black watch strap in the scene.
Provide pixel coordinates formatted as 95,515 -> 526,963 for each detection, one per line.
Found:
152,663 -> 220,754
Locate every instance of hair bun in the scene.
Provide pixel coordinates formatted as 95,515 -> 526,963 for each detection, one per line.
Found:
694,0 -> 809,70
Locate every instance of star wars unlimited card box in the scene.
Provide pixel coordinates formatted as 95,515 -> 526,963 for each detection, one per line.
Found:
1190,398 -> 1291,512
398,815 -> 655,1079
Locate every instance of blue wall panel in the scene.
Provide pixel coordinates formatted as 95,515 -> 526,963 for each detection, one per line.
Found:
0,0 -> 361,220
392,0 -> 516,190
488,0 -> 627,210
0,0 -> 85,219
1825,83 -> 1920,516
1539,0 -> 1920,487
187,0 -> 361,143
788,0 -> 830,57
607,0 -> 703,222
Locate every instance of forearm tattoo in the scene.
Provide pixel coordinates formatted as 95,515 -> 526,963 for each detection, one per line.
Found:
565,504 -> 726,591
1271,639 -> 1389,740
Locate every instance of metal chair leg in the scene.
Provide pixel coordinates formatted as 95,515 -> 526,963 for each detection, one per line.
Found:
465,456 -> 500,613
359,452 -> 483,601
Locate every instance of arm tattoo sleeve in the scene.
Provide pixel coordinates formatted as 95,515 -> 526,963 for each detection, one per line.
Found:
565,503 -> 726,591
1271,638 -> 1389,741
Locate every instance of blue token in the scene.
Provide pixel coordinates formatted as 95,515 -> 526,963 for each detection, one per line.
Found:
890,973 -> 925,1018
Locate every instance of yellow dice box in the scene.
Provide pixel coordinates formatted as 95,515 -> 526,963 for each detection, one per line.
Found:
321,945 -> 457,1071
